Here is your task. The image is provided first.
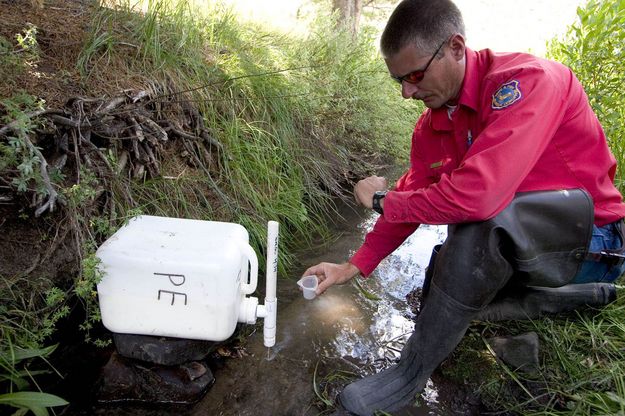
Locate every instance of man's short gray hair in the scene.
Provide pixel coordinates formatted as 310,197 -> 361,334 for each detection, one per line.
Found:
380,0 -> 465,58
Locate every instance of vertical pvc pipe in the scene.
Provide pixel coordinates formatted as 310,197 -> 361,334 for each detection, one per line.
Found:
263,221 -> 278,347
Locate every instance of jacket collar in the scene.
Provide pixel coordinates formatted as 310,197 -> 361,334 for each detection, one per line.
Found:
430,47 -> 480,132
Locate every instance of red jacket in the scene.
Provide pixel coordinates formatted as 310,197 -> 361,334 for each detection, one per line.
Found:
351,48 -> 625,277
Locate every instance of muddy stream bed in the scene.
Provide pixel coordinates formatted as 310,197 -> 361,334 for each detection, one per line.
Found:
56,204 -> 486,416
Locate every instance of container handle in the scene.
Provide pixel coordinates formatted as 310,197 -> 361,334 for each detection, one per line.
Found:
240,243 -> 258,295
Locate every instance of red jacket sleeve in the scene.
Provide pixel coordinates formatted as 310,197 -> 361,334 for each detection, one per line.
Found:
349,123 -> 432,277
383,67 -> 567,225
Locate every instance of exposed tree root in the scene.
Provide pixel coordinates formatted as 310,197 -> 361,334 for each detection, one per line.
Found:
0,88 -> 224,218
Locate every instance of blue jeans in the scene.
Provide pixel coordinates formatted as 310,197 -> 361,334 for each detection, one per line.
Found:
571,220 -> 625,283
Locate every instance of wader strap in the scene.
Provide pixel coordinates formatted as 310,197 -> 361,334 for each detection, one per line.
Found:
585,219 -> 625,267
586,251 -> 625,265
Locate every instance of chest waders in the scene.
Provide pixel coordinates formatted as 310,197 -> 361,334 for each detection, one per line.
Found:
339,189 -> 617,416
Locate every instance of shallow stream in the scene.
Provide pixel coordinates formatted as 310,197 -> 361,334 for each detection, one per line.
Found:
190,204 -> 452,415
61,203 -> 481,416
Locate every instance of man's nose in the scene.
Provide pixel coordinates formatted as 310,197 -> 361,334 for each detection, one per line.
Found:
401,81 -> 420,99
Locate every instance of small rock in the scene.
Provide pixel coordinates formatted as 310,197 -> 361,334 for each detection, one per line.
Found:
113,333 -> 214,366
96,352 -> 215,404
182,361 -> 208,381
487,331 -> 540,374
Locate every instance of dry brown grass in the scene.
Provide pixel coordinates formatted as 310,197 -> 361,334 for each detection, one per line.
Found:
1,0 -> 89,107
0,0 -> 150,108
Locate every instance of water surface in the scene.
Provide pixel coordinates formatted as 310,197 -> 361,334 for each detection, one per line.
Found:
191,204 -> 450,415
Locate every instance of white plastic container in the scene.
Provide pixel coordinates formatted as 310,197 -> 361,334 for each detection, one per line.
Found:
96,215 -> 278,346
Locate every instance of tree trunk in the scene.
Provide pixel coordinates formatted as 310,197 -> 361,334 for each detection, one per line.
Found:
332,0 -> 363,34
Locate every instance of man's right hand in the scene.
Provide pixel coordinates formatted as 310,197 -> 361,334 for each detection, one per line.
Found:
354,176 -> 388,208
301,262 -> 361,295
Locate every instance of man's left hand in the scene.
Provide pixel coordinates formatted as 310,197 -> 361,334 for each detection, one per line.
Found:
354,176 -> 388,208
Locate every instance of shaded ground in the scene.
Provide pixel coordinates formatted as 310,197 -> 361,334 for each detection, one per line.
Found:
49,203 -> 485,416
0,0 -> 92,108
0,0 -> 94,286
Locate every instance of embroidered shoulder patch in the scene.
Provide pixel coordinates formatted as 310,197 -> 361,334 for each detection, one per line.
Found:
491,80 -> 522,110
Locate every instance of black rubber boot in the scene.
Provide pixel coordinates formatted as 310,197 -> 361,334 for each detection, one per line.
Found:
421,244 -> 441,300
339,284 -> 477,415
475,282 -> 617,322
339,218 -> 515,415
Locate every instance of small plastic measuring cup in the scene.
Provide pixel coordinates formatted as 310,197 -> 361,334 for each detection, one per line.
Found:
297,275 -> 318,300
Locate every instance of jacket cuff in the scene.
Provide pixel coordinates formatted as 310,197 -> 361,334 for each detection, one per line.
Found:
349,247 -> 382,278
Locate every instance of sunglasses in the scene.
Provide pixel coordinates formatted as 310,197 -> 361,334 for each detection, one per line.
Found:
391,40 -> 446,84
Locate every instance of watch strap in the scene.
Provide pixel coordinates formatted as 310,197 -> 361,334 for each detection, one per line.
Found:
372,191 -> 387,215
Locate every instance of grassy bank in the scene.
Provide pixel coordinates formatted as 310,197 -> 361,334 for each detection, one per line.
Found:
442,286 -> 625,415
0,0 -> 417,413
78,0 -> 417,268
2,0 -> 625,415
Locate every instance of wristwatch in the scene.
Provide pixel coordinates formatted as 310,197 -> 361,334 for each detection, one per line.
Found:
372,191 -> 387,215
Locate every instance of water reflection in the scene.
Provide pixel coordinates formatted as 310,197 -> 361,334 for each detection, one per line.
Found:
309,214 -> 448,414
327,218 -> 447,369
193,211 -> 449,416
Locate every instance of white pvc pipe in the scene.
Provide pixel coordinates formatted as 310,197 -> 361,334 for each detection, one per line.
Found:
262,221 -> 279,347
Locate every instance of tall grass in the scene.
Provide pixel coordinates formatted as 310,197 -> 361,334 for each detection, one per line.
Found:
80,0 -> 417,272
547,0 -> 625,189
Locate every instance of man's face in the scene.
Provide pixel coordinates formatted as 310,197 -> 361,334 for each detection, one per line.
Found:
385,37 -> 465,109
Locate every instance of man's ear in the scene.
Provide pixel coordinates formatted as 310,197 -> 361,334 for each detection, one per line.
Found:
448,34 -> 466,61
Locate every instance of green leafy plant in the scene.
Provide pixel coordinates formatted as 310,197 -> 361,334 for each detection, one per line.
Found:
548,0 -> 625,189
76,250 -> 109,347
0,344 -> 68,416
15,23 -> 39,56
0,94 -> 48,195
0,23 -> 40,81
